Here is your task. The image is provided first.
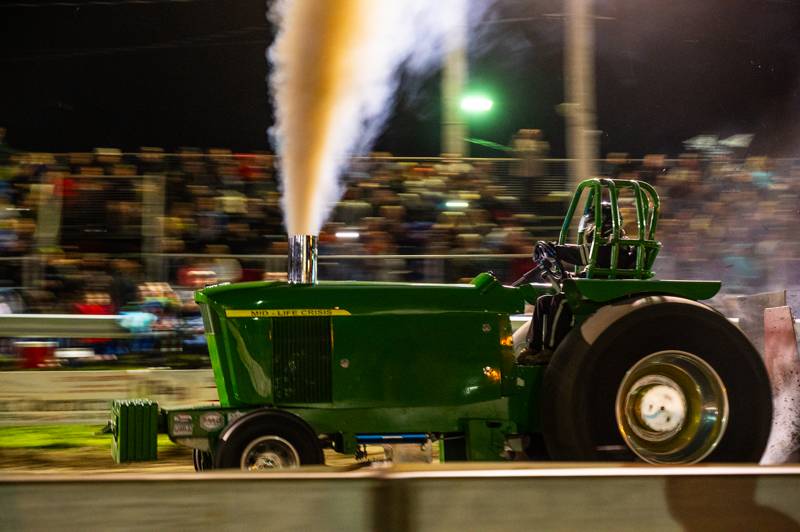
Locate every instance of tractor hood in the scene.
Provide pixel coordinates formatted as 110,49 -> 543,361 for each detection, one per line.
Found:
194,273 -> 525,409
195,273 -> 526,316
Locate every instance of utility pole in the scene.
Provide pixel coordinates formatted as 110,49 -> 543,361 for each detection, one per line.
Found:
142,173 -> 165,281
564,0 -> 599,191
441,6 -> 468,157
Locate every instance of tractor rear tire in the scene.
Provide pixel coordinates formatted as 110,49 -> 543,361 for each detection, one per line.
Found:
214,410 -> 324,470
541,299 -> 772,464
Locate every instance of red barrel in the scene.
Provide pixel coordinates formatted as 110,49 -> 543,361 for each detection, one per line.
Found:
15,341 -> 57,369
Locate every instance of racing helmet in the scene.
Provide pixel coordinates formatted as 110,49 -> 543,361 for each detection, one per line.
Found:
579,200 -> 616,243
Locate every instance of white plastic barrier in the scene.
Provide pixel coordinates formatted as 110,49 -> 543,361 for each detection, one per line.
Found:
0,369 -> 217,426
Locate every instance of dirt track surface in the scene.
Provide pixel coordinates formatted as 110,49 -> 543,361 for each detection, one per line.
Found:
0,446 -> 381,474
0,446 -> 194,474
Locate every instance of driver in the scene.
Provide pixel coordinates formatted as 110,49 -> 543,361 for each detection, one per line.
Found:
555,200 -> 634,271
518,202 -> 634,364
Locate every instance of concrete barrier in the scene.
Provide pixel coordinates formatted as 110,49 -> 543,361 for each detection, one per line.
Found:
718,290 -> 787,355
0,369 -> 217,426
1,466 -> 799,531
763,306 -> 800,464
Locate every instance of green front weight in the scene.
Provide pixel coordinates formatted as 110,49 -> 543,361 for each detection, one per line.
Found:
111,399 -> 158,463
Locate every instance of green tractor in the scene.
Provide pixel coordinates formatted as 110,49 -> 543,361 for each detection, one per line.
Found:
110,178 -> 772,469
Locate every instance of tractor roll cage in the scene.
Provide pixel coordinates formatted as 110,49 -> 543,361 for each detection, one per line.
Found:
558,178 -> 661,279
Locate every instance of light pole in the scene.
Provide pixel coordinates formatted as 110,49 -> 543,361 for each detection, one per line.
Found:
441,5 -> 468,157
564,0 -> 599,191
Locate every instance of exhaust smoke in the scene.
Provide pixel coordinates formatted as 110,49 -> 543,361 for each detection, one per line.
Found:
268,0 -> 483,237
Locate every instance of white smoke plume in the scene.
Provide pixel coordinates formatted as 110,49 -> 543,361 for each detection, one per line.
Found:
268,0 -> 482,236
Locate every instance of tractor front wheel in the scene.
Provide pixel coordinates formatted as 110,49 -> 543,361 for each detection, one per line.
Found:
214,410 -> 324,471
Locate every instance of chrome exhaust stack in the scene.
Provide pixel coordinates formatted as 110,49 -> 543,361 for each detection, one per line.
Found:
288,234 -> 318,284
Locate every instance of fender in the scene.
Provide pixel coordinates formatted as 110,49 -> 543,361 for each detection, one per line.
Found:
563,278 -> 721,306
217,408 -> 319,447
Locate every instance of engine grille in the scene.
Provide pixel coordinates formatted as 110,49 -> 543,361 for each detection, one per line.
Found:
272,317 -> 333,403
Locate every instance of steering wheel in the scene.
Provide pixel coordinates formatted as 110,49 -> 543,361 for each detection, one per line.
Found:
533,241 -> 566,284
512,241 -> 567,287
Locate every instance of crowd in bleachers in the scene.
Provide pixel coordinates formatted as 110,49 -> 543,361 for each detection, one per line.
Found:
632,154 -> 800,294
1,144 -> 800,318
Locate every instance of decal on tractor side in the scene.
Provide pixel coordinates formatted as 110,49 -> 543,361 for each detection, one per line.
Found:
225,308 -> 351,318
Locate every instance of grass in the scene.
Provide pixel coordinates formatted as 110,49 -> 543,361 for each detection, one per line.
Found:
0,424 -> 176,451
0,424 -> 192,472
0,425 -> 379,472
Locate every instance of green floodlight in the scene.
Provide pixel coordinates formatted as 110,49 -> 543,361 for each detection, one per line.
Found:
460,94 -> 493,113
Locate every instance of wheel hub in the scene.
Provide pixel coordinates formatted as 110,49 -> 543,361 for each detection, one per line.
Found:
631,380 -> 686,438
240,435 -> 300,471
615,350 -> 729,464
254,452 -> 283,469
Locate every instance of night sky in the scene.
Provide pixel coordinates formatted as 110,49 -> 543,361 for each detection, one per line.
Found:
1,0 -> 799,157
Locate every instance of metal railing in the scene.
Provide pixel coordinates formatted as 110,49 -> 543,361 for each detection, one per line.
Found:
0,314 -> 167,339
155,252 -> 533,285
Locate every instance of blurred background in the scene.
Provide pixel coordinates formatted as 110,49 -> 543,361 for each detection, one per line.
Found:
0,0 -> 799,370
